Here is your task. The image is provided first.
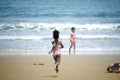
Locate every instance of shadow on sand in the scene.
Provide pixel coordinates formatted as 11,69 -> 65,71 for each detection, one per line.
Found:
44,75 -> 58,78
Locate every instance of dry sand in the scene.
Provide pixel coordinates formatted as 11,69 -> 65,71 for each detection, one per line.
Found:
0,53 -> 120,80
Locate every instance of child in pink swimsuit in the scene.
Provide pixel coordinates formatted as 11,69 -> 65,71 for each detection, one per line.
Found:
49,30 -> 64,73
69,27 -> 76,54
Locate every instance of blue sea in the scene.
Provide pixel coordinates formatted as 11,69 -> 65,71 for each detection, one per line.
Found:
0,0 -> 120,55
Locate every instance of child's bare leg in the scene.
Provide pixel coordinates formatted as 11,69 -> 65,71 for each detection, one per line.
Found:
69,45 -> 73,54
55,55 -> 61,73
73,44 -> 76,54
53,55 -> 57,64
53,55 -> 58,73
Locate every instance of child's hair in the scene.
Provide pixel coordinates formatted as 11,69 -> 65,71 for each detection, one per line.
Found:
71,27 -> 75,31
53,30 -> 59,40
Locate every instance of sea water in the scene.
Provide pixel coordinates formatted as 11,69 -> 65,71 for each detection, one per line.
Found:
0,0 -> 120,55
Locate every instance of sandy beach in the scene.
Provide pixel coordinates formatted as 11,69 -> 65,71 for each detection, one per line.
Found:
0,0 -> 120,80
0,52 -> 120,80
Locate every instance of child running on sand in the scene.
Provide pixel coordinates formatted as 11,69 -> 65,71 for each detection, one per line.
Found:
49,30 -> 64,73
69,27 -> 76,54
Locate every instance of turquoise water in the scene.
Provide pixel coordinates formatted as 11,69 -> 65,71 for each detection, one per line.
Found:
0,0 -> 120,23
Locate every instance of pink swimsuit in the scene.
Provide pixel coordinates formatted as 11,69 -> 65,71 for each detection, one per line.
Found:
70,32 -> 76,44
53,42 -> 61,55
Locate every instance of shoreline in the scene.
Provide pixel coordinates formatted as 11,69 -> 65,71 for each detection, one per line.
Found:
0,50 -> 120,55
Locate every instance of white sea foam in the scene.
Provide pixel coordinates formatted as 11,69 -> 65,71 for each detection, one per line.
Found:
0,23 -> 120,30
0,35 -> 51,40
0,34 -> 119,40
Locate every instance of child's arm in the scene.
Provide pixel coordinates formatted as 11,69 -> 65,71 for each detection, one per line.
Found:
49,46 -> 54,54
60,41 -> 64,49
70,33 -> 73,42
49,41 -> 55,54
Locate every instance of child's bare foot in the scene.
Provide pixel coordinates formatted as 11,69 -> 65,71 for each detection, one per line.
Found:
55,68 -> 59,73
55,65 -> 59,73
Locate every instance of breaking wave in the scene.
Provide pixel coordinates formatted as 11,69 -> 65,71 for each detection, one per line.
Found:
0,23 -> 120,30
0,35 -> 120,40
